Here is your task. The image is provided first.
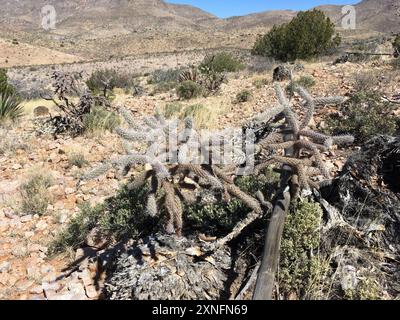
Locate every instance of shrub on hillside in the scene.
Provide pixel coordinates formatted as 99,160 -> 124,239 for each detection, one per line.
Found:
150,68 -> 182,84
252,9 -> 341,61
176,80 -> 204,100
20,171 -> 54,216
199,52 -> 244,74
82,106 -> 120,135
325,91 -> 398,143
235,89 -> 253,103
286,75 -> 316,95
86,69 -> 136,98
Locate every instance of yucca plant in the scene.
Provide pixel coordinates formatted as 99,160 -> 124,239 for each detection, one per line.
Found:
0,91 -> 23,123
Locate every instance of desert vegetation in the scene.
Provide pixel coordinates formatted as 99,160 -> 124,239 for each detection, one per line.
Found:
0,5 -> 399,302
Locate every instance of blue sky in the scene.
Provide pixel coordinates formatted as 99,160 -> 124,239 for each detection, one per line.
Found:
166,0 -> 358,18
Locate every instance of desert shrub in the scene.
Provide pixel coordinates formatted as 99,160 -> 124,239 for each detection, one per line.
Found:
177,80 -> 204,100
343,275 -> 382,300
164,102 -> 184,118
235,89 -> 253,103
182,104 -> 214,129
20,171 -> 54,216
82,106 -> 120,135
0,128 -> 29,155
152,81 -> 177,94
67,152 -> 87,168
286,75 -> 316,95
353,71 -> 379,92
0,90 -> 23,123
279,199 -> 326,299
325,91 -> 398,143
253,77 -> 269,89
49,184 -> 158,254
199,52 -> 244,74
150,68 -> 182,84
252,10 -> 341,61
295,75 -> 316,89
164,103 -> 213,128
86,69 -> 136,98
48,203 -> 103,254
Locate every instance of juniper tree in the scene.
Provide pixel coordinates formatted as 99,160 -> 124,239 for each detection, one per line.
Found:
82,107 -> 266,237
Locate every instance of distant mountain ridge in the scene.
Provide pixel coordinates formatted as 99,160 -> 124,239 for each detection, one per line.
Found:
0,0 -> 397,61
0,0 -> 398,34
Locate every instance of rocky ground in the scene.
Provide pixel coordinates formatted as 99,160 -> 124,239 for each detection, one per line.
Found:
0,51 -> 399,300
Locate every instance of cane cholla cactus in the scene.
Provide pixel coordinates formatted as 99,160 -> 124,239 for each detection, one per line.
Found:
40,71 -> 110,137
253,83 -> 354,191
81,107 -> 264,236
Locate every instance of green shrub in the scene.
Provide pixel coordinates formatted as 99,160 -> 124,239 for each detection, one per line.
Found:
152,81 -> 177,94
279,199 -> 326,299
325,91 -> 398,143
177,80 -> 204,100
0,91 -> 23,123
164,102 -> 184,118
235,89 -> 253,103
48,203 -> 103,254
253,77 -> 269,89
199,52 -> 244,74
67,152 -> 88,168
0,69 -> 16,96
86,69 -> 136,98
20,171 -> 54,216
252,9 -> 341,61
49,168 -> 280,254
150,68 -> 182,84
182,104 -> 214,128
49,184 -> 158,254
83,106 -> 120,135
286,75 -> 316,95
353,71 -> 379,92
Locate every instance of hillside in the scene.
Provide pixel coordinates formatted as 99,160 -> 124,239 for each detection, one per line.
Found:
0,0 -> 397,62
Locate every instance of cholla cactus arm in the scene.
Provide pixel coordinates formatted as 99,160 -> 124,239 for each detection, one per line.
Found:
332,135 -> 355,145
120,107 -> 140,130
225,184 -> 262,213
81,163 -> 112,181
115,127 -> 155,142
296,164 -> 309,189
259,133 -> 284,149
274,84 -> 300,134
295,86 -> 316,130
178,164 -> 223,190
151,160 -> 171,179
162,181 -> 183,236
252,105 -> 285,123
154,107 -> 167,126
146,193 -> 158,217
127,170 -> 153,190
112,154 -> 150,168
143,116 -> 160,129
313,96 -> 345,106
212,165 -> 235,184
